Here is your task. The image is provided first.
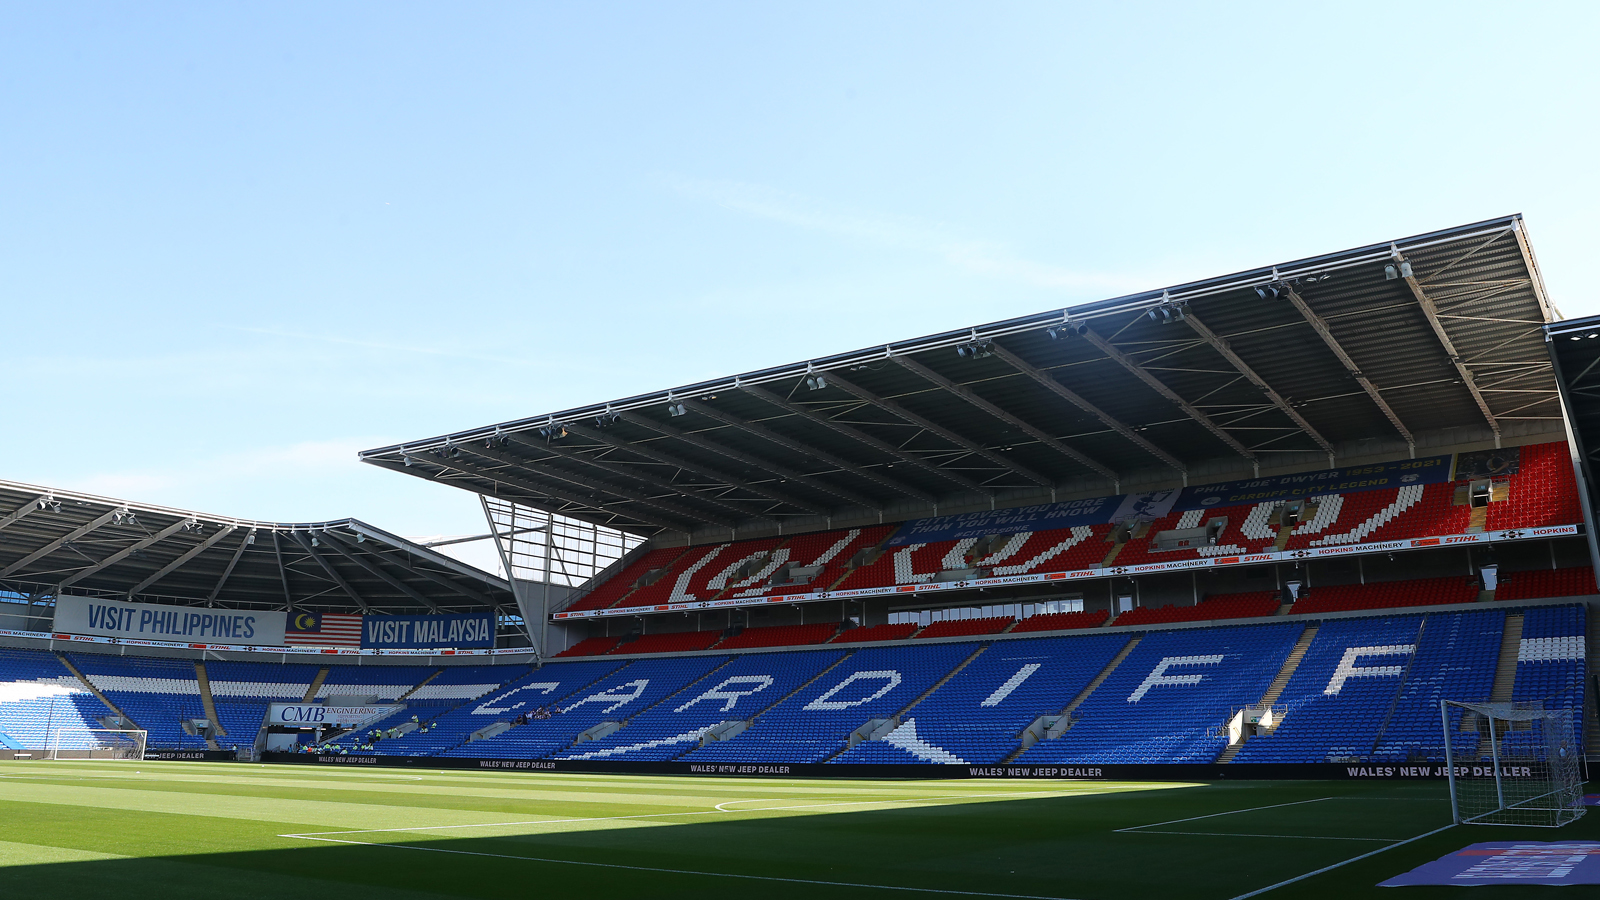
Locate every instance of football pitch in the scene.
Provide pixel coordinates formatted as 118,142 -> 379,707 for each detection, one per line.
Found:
0,761 -> 1592,898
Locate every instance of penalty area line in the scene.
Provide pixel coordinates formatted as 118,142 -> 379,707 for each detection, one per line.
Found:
284,834 -> 1080,900
1226,823 -> 1456,900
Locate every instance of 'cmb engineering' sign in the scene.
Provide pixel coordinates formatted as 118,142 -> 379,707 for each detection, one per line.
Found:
267,704 -> 402,727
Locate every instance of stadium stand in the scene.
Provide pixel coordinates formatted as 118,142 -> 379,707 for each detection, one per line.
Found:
562,547 -> 684,612
1112,591 -> 1281,627
610,630 -> 723,655
451,655 -> 728,758
68,653 -> 209,750
1290,576 -> 1479,615
556,649 -> 847,760
1512,605 -> 1588,754
0,648 -> 109,751
553,636 -> 624,657
715,622 -> 842,650
369,660 -> 620,756
914,616 -> 1014,639
205,662 -> 321,750
550,442 -> 1586,620
1496,567 -> 1599,602
832,623 -> 919,644
1016,623 -> 1304,764
1232,615 -> 1431,763
1372,609 -> 1505,762
681,642 -> 979,764
1009,609 -> 1110,633
317,665 -> 436,701
832,632 -> 1130,764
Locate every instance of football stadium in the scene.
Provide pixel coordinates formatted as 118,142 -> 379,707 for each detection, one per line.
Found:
3,215 -> 1598,896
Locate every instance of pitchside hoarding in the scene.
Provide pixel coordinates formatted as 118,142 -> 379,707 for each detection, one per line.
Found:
361,612 -> 495,650
53,595 -> 287,645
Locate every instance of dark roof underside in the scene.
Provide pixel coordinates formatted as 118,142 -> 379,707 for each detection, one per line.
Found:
0,482 -> 514,616
365,215 -> 1563,543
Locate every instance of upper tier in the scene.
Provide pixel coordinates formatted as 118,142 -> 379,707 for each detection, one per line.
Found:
557,441 -> 1581,620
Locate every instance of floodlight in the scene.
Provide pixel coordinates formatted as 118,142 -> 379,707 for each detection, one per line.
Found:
956,340 -> 994,359
1399,260 -> 1413,278
1384,264 -> 1398,280
538,425 -> 568,440
1253,283 -> 1282,301
667,403 -> 687,417
1047,322 -> 1087,339
804,374 -> 827,391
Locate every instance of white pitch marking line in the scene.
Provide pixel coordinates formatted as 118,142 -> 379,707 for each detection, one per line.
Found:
1115,797 -> 1332,833
285,833 -> 1083,900
1129,830 -> 1401,842
1227,823 -> 1457,900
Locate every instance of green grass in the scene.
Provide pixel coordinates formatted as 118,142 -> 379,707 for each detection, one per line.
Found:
0,760 -> 1593,898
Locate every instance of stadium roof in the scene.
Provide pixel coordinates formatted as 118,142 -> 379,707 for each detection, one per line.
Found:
0,480 -> 514,616
1548,313 -> 1600,521
365,215 -> 1564,542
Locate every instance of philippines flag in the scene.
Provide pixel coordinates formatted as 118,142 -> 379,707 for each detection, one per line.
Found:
285,612 -> 363,648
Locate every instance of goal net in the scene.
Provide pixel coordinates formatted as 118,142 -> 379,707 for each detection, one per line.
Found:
1441,700 -> 1584,828
45,728 -> 148,761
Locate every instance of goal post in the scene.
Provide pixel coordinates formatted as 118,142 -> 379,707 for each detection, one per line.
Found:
45,728 -> 148,761
1441,700 -> 1583,828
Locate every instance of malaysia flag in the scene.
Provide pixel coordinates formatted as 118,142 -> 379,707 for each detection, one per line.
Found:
285,612 -> 363,648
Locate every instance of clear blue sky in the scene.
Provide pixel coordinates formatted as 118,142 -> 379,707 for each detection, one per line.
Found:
4,3 -> 1596,550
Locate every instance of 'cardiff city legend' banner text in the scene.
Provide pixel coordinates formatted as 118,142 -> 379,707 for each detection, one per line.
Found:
53,595 -> 287,645
362,612 -> 495,650
1173,454 -> 1453,511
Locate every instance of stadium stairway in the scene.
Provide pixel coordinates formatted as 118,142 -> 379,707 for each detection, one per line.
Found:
301,667 -> 331,702
819,645 -> 988,763
1217,624 -> 1320,763
54,653 -> 136,728
1002,634 -> 1141,763
397,669 -> 443,701
195,661 -> 222,749
1489,613 -> 1525,703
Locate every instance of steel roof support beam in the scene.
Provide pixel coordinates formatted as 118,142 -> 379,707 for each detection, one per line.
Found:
0,508 -> 122,578
127,524 -> 239,598
1075,327 -> 1256,462
390,554 -> 503,610
822,370 -> 1054,488
292,531 -> 371,613
457,443 -> 737,528
562,422 -> 825,516
680,398 -> 931,504
985,342 -> 1185,473
1393,248 -> 1501,439
58,518 -> 196,591
272,531 -> 294,610
420,453 -> 696,533
505,435 -> 759,525
320,531 -> 442,613
207,530 -> 253,602
1181,312 -> 1337,457
739,383 -> 994,498
0,495 -> 45,534
616,413 -> 850,514
1282,285 -> 1415,450
892,356 -> 1118,483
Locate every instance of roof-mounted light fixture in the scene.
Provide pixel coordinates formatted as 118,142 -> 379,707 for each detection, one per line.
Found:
1145,294 -> 1188,324
666,402 -> 687,417
955,339 -> 994,359
1047,321 -> 1088,339
538,424 -> 569,440
804,373 -> 827,391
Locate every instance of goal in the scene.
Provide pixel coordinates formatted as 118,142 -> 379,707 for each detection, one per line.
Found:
1441,700 -> 1584,827
45,727 -> 148,761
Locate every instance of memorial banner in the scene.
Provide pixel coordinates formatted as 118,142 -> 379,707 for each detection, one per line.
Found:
53,595 -> 286,645
885,490 -> 1179,547
1175,454 -> 1453,511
